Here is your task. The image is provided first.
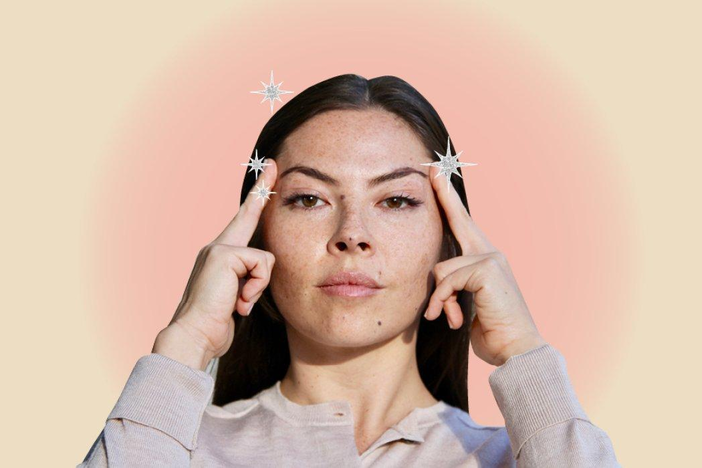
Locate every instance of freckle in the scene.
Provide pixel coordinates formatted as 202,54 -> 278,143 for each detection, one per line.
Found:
377,320 -> 382,326
340,195 -> 345,200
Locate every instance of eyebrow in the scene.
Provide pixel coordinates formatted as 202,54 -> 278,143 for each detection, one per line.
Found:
279,164 -> 428,188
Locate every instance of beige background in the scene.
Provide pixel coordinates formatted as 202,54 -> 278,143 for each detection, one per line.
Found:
1,1 -> 700,466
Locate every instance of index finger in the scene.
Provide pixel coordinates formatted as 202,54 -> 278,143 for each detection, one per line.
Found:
213,158 -> 278,247
427,163 -> 495,255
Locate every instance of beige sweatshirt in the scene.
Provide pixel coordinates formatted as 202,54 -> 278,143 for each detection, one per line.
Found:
78,344 -> 620,467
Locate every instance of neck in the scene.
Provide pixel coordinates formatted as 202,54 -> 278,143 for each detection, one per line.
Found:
279,319 -> 439,454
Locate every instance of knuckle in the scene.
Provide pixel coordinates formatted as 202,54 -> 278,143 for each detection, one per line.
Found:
207,243 -> 230,257
249,247 -> 266,256
251,248 -> 275,264
492,251 -> 508,269
483,256 -> 502,271
208,244 -> 241,266
432,263 -> 444,280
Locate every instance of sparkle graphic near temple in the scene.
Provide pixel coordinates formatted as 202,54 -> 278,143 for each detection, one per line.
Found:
252,180 -> 276,205
420,136 -> 478,190
250,70 -> 294,114
240,149 -> 271,180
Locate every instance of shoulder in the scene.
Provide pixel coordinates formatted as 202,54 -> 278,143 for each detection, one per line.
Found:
193,389 -> 282,462
204,397 -> 261,419
426,403 -> 511,452
201,382 -> 282,424
432,402 -> 505,432
198,391 -> 273,446
404,402 -> 514,465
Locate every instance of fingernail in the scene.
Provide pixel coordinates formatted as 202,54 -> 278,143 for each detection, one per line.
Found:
247,303 -> 254,314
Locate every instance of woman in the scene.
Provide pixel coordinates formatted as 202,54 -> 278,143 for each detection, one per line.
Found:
79,74 -> 620,467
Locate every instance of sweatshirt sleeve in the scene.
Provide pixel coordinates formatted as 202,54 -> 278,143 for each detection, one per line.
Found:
488,344 -> 621,467
77,353 -> 215,467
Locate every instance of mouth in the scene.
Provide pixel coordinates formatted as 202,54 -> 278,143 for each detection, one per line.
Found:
317,270 -> 385,297
318,284 -> 383,298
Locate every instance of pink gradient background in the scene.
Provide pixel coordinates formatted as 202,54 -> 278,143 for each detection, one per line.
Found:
89,2 -> 635,425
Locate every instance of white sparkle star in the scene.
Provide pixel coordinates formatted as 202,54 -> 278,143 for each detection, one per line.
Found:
252,180 -> 276,205
250,70 -> 294,114
240,149 -> 271,180
420,136 -> 478,191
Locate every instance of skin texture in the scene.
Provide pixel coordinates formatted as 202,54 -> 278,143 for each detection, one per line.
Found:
260,109 -> 444,455
255,108 -> 548,456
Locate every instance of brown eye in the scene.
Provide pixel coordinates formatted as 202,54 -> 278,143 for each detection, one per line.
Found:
282,193 -> 326,210
381,195 -> 423,211
301,195 -> 319,208
385,197 -> 404,209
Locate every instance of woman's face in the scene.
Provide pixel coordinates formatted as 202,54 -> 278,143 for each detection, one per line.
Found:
261,108 -> 445,348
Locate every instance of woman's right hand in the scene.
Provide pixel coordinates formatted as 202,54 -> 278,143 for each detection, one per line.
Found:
152,159 -> 278,371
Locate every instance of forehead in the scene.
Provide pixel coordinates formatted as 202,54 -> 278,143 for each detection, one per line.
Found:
277,109 -> 431,173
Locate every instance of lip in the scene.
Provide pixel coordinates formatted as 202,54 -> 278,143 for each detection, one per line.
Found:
319,284 -> 381,297
318,270 -> 384,297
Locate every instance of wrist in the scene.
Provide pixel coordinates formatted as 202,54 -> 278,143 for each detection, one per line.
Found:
497,335 -> 548,367
152,325 -> 214,372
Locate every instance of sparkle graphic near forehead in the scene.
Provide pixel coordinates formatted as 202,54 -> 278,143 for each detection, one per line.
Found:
250,70 -> 294,114
420,136 -> 478,191
240,149 -> 271,180
252,180 -> 276,205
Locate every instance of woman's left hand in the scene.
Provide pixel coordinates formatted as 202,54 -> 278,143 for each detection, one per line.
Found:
424,165 -> 548,367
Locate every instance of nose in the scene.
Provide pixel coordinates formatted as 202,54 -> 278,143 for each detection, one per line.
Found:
327,205 -> 374,256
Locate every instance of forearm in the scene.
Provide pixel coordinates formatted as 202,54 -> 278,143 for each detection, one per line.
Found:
489,344 -> 621,467
78,353 -> 215,467
78,420 -> 192,467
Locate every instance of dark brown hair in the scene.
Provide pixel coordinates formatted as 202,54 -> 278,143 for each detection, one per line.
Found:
213,74 -> 474,413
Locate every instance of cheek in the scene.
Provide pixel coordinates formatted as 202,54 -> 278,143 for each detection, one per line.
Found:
264,210 -> 323,257
379,211 -> 443,254
382,213 -> 443,285
263,212 -> 319,287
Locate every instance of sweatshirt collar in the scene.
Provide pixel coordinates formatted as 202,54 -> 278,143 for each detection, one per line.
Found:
258,380 -> 448,443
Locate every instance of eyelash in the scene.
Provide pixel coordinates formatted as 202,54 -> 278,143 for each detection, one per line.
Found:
282,192 -> 424,211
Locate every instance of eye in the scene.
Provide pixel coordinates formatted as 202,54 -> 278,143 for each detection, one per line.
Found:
282,192 -> 424,211
382,194 -> 423,210
282,193 -> 325,210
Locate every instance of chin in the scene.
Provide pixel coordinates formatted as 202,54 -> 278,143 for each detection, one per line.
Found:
298,306 -> 408,349
275,285 -> 419,348
310,327 -> 394,349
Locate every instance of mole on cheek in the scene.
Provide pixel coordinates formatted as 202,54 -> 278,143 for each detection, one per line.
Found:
377,320 -> 382,326
340,195 -> 345,200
